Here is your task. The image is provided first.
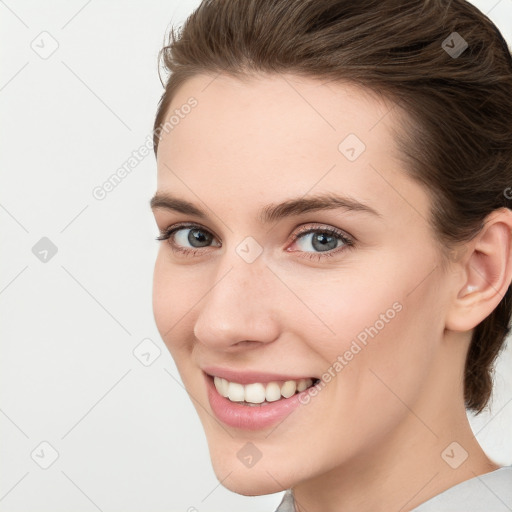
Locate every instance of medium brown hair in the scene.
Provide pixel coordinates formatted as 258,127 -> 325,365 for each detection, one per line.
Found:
153,0 -> 512,413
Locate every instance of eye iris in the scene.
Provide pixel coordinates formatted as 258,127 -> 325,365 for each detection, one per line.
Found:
189,228 -> 212,247
312,232 -> 337,252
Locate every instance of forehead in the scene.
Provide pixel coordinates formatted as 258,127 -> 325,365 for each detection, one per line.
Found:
155,73 -> 429,223
158,72 -> 394,165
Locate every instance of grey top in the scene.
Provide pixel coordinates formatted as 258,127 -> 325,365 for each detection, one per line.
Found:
274,466 -> 512,512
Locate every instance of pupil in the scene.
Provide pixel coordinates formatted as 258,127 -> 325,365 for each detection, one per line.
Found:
313,233 -> 336,252
189,229 -> 211,247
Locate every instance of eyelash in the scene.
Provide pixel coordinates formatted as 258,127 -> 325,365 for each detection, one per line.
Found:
155,222 -> 354,261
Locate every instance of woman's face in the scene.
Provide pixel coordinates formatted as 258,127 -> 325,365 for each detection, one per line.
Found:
151,73 -> 455,494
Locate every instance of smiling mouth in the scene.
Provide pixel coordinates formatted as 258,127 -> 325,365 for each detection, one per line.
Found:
210,375 -> 320,406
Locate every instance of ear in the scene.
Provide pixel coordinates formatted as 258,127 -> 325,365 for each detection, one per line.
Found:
445,208 -> 512,332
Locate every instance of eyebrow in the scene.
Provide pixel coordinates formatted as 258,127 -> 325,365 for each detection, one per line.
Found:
150,192 -> 381,224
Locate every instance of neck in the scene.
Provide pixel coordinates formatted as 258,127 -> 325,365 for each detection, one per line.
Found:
293,410 -> 497,512
292,335 -> 499,512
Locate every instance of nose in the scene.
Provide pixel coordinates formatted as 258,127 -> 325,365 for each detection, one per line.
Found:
193,251 -> 281,351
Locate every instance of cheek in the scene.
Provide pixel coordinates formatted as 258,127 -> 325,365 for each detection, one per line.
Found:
152,253 -> 173,337
318,267 -> 445,427
299,256 -> 444,400
152,251 -> 197,356
312,249 -> 442,353
283,265 -> 406,356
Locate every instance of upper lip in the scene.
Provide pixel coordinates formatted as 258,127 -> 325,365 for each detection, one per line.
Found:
202,366 -> 316,384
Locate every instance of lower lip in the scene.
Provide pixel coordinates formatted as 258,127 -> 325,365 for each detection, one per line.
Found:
205,374 -> 310,430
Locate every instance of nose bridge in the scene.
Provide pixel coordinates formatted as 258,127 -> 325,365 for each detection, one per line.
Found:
193,244 -> 278,348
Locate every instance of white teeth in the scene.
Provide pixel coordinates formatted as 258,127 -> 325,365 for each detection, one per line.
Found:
265,382 -> 282,402
214,376 -> 230,397
297,378 -> 310,392
244,383 -> 266,403
213,376 -> 315,404
281,380 -> 297,398
220,378 -> 230,397
227,381 -> 245,402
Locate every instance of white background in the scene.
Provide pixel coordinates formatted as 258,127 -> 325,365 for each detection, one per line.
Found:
1,1 -> 511,511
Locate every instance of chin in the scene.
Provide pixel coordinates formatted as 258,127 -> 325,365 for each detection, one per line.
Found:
212,463 -> 289,496
206,439 -> 302,495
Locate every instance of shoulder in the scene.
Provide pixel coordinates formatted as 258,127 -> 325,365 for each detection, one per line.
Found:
273,489 -> 295,512
272,467 -> 512,512
412,466 -> 512,512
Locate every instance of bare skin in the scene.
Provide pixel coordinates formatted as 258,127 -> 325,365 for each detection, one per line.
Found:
151,72 -> 512,512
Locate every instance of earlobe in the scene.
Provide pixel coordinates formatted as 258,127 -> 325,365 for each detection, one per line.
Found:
446,208 -> 512,332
